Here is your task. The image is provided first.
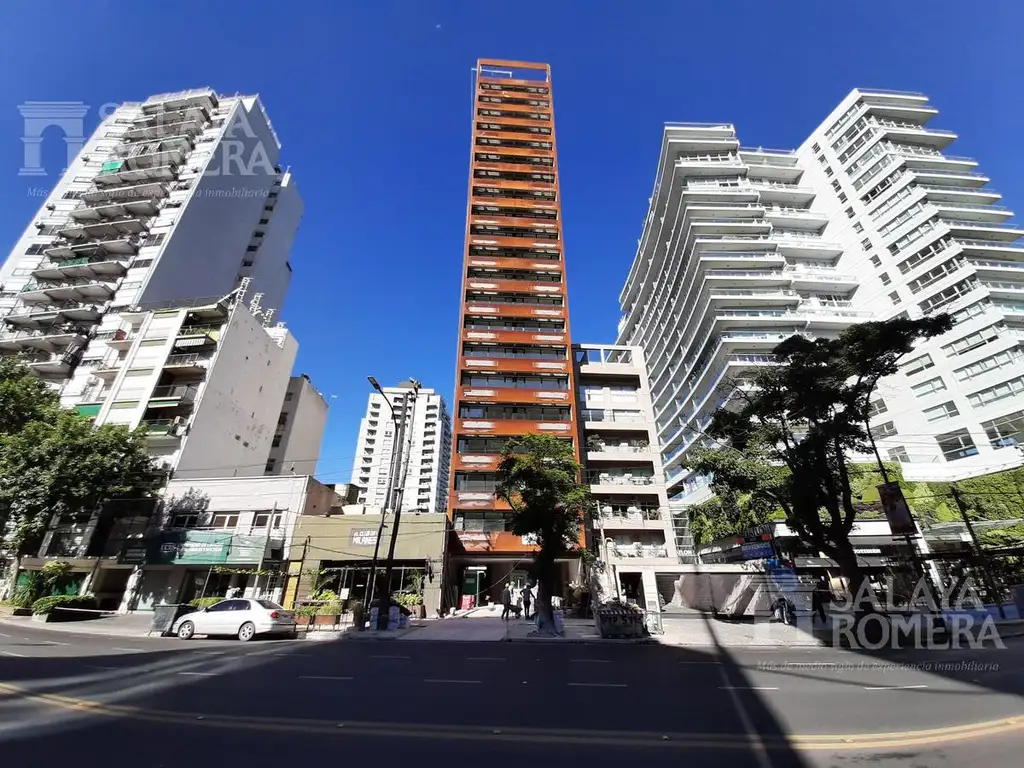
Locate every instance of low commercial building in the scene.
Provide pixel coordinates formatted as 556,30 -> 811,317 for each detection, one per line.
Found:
285,508 -> 448,616
111,475 -> 339,611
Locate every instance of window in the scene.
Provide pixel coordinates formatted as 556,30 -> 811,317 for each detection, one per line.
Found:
845,207 -> 855,219
950,299 -> 989,325
246,245 -> 258,252
967,375 -> 1024,409
265,458 -> 277,473
936,429 -> 978,461
838,192 -> 848,203
954,347 -> 1023,381
852,222 -> 864,233
25,243 -> 49,255
284,391 -> 294,401
887,446 -> 910,462
825,167 -> 834,178
818,155 -> 828,166
880,272 -> 891,286
871,421 -> 898,438
253,231 -> 264,238
924,401 -> 959,422
901,353 -> 934,376
812,142 -> 821,153
870,255 -> 882,267
241,260 -> 254,267
919,278 -> 978,316
259,218 -> 269,225
831,180 -> 842,192
861,238 -> 872,250
889,291 -> 901,305
211,514 -> 239,529
942,323 -> 1002,357
911,376 -> 946,397
171,514 -> 199,529
277,413 -> 288,427
206,600 -> 242,613
271,434 -> 282,448
868,399 -> 888,417
252,512 -> 275,529
143,233 -> 166,248
982,410 -> 1024,449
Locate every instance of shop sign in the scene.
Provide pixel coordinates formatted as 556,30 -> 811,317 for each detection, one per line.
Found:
350,529 -> 378,547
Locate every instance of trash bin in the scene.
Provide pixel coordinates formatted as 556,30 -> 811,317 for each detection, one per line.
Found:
150,604 -> 195,637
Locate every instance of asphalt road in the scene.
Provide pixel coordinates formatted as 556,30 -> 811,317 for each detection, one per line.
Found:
1,620 -> 1023,767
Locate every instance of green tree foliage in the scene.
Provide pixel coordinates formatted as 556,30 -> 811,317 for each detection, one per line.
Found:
497,434 -> 590,634
0,357 -> 60,436
684,316 -> 952,600
0,359 -> 164,553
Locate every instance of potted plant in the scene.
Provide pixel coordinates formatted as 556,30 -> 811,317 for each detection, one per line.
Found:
314,602 -> 341,628
294,604 -> 317,628
586,435 -> 605,452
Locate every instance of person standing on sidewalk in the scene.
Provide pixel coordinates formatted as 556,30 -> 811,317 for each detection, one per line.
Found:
522,582 -> 533,620
500,582 -> 512,621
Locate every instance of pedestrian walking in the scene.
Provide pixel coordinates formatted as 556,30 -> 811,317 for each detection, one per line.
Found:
500,582 -> 512,621
522,583 -> 533,620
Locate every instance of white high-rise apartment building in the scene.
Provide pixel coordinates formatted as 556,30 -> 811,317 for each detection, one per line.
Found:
0,88 -> 303,408
619,89 -> 1024,505
351,382 -> 453,514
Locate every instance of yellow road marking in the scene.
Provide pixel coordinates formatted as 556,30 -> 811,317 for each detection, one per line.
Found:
0,681 -> 1022,751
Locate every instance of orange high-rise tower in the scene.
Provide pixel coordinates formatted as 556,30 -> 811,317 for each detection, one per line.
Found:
447,60 -> 579,606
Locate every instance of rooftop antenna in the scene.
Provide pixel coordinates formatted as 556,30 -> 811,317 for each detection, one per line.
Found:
261,308 -> 276,326
249,292 -> 264,317
236,276 -> 253,305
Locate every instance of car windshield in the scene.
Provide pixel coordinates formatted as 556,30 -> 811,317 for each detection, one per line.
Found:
256,600 -> 284,610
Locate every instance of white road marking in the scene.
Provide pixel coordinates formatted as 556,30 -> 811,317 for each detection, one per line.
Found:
424,679 -> 481,684
178,671 -> 221,677
37,640 -> 68,646
570,659 -> 610,664
0,632 -> 10,638
0,650 -> 26,658
567,682 -> 627,688
299,675 -> 354,681
863,684 -> 929,691
678,661 -> 723,666
719,686 -> 779,691
111,647 -> 143,653
85,665 -> 116,671
371,654 -> 411,659
192,651 -> 226,655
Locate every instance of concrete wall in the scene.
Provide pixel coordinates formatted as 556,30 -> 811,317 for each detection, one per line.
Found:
174,304 -> 297,479
266,375 -> 328,477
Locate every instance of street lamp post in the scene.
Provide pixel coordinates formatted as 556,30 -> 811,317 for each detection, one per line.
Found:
364,376 -> 404,617
376,379 -> 420,629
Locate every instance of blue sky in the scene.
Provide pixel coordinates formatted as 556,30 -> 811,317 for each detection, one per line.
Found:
1,1 -> 1022,485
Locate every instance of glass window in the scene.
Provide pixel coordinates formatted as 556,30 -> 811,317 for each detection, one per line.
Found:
211,513 -> 239,529
911,376 -> 946,396
936,429 -> 978,461
923,401 -> 959,422
256,600 -> 283,610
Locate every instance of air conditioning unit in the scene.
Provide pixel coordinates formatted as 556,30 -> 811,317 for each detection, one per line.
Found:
45,203 -> 56,211
171,416 -> 187,428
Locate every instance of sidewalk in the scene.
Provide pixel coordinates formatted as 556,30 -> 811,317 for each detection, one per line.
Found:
0,611 -> 155,638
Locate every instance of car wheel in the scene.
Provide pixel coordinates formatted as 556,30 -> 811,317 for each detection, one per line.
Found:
177,621 -> 195,640
237,622 -> 256,642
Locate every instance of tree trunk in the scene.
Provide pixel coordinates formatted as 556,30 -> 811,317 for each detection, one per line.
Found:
828,537 -> 873,613
532,552 -> 559,636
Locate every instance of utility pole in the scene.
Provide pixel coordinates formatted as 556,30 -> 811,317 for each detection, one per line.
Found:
950,484 -> 1006,620
364,377 -> 404,615
377,379 -> 421,629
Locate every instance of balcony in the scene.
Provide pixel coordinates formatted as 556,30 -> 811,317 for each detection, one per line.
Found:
918,184 -> 1001,206
18,278 -> 117,305
603,541 -> 670,560
2,302 -> 102,328
58,217 -> 151,246
0,324 -> 88,352
148,384 -> 198,406
708,287 -> 801,307
580,409 -> 646,429
94,161 -> 178,187
585,440 -> 651,462
44,234 -> 140,260
698,251 -> 787,269
164,352 -> 212,373
457,385 -> 571,407
80,180 -> 169,206
943,219 -> 1024,242
460,355 -> 568,376
981,280 -> 1024,300
175,323 -> 221,348
124,115 -> 206,142
912,169 -> 990,189
784,265 -> 860,291
965,258 -> 1024,278
593,506 -> 665,530
142,88 -> 218,114
31,255 -> 129,282
763,206 -> 828,231
139,418 -> 186,440
19,348 -> 83,377
455,418 -> 573,437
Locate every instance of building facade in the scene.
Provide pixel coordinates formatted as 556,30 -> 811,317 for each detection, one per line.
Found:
77,296 -> 296,478
0,88 -> 302,405
574,343 -> 694,612
618,90 -> 1024,510
446,59 -> 581,606
351,382 -> 452,514
266,374 -> 329,476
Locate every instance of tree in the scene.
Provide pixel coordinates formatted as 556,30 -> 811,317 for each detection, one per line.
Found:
0,404 -> 164,554
684,316 -> 952,605
0,357 -> 60,436
496,434 -> 590,635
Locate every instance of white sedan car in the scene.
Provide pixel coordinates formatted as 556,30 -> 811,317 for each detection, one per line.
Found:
172,598 -> 297,641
